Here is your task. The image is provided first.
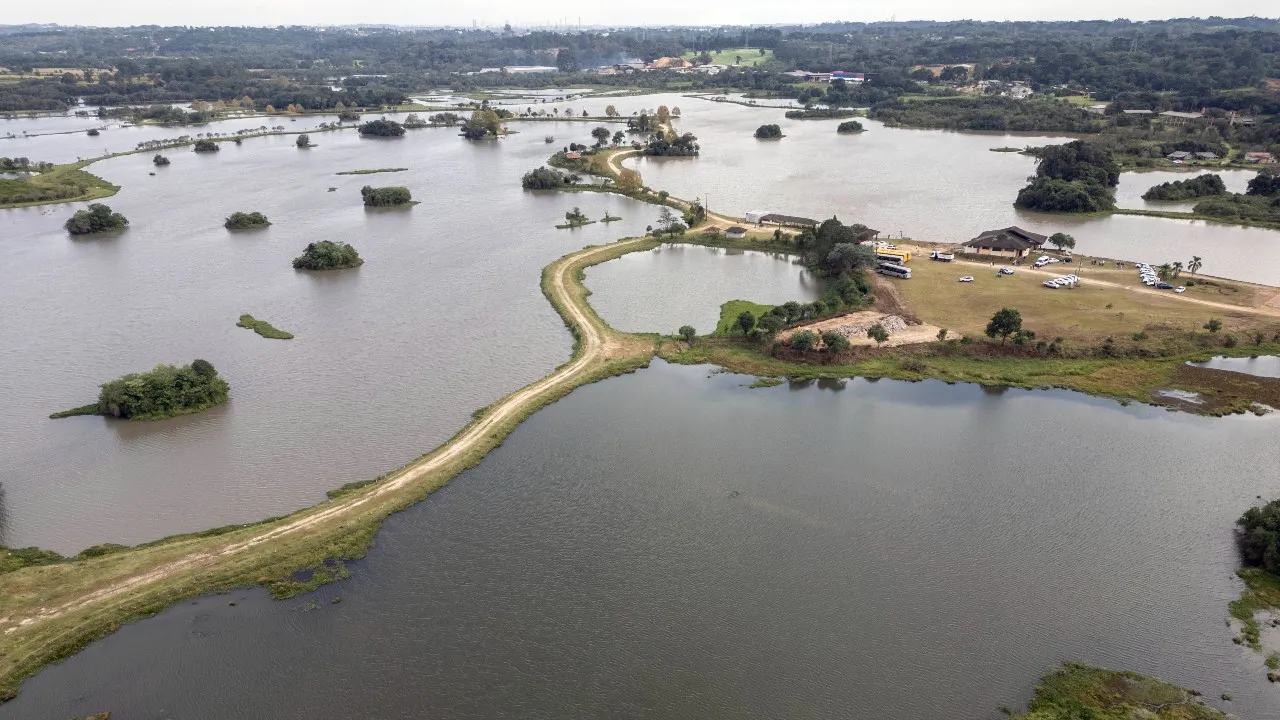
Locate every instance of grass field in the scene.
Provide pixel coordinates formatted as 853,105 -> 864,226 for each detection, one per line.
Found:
713,300 -> 775,336
683,48 -> 774,67
1010,663 -> 1229,719
897,259 -> 1269,343
1059,94 -> 1096,105
0,161 -> 119,209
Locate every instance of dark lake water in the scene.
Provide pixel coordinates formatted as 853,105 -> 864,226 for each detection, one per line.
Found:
584,244 -> 821,334
1193,356 -> 1280,379
3,361 -> 1278,720
0,120 -> 661,552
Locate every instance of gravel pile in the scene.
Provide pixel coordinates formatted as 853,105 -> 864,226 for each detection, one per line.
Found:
828,315 -> 909,340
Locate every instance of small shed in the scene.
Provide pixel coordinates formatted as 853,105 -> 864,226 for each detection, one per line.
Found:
725,227 -> 748,239
745,210 -> 772,224
1166,151 -> 1191,161
1194,152 -> 1219,160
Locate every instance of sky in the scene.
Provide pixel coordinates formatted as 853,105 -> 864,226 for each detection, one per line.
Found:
5,0 -> 1278,28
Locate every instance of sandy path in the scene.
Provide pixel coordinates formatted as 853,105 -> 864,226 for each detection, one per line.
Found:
9,238 -> 645,634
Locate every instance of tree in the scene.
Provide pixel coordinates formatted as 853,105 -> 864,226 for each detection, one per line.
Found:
655,105 -> 671,125
224,211 -> 271,229
790,330 -> 817,351
756,314 -> 785,340
152,154 -> 170,166
617,169 -> 642,193
604,105 -> 619,117
295,134 -> 312,148
461,108 -> 504,140
193,140 -> 219,152
1204,318 -> 1223,333
403,113 -> 427,128
357,118 -> 405,137
1237,498 -> 1280,575
822,331 -> 850,353
937,328 -> 948,342
564,207 -> 588,225
293,241 -> 364,270
522,167 -> 568,190
678,325 -> 696,343
590,126 -> 611,146
1048,232 -> 1075,252
825,243 -> 877,273
735,55 -> 743,65
65,203 -> 128,235
555,47 -> 578,72
985,308 -> 1022,344
94,360 -> 229,420
656,206 -> 678,234
754,124 -> 783,139
671,106 -> 681,117
738,311 -> 757,336
867,323 -> 890,346
1157,263 -> 1173,281
836,120 -> 865,133
1171,261 -> 1183,278
1188,256 -> 1203,275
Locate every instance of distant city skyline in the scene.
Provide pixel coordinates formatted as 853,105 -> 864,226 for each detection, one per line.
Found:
6,1 -> 1279,29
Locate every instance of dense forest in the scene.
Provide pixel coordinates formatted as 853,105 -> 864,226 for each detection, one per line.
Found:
1015,140 -> 1120,212
2,20 -> 1279,116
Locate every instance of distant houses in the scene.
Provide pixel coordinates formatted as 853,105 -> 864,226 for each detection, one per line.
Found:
1244,152 -> 1275,164
961,226 -> 1048,258
744,210 -> 819,228
781,70 -> 865,83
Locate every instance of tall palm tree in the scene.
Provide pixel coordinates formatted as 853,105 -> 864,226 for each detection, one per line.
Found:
1172,261 -> 1183,278
1157,263 -> 1173,281
1189,256 -> 1203,275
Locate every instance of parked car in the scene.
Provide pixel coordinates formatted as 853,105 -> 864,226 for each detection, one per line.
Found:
1156,282 -> 1174,290
959,275 -> 974,283
1175,286 -> 1186,293
1043,280 -> 1060,288
999,267 -> 1015,275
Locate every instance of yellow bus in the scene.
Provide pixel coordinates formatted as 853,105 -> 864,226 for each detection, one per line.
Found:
875,248 -> 912,263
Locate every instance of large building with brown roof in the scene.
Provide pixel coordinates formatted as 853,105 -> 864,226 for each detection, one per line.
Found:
961,226 -> 1049,258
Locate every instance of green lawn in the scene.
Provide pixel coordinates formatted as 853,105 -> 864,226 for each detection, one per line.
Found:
1059,94 -> 1096,105
714,300 -> 775,336
0,161 -> 119,209
684,48 -> 774,67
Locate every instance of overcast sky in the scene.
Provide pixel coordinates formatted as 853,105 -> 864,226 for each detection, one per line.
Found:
7,1 -> 1278,28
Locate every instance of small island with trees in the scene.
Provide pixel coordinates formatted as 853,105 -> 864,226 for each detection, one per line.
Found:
296,134 -> 313,148
237,314 -> 293,340
65,203 -> 128,235
754,124 -> 783,139
836,120 -> 865,134
152,154 -> 170,166
336,168 -> 407,176
1015,140 -> 1119,212
1142,174 -> 1227,201
293,240 -> 363,270
224,211 -> 271,230
50,359 -> 229,421
193,140 -> 219,153
556,207 -> 595,229
358,118 -> 405,137
785,108 -> 859,120
360,185 -> 415,207
521,167 -> 570,190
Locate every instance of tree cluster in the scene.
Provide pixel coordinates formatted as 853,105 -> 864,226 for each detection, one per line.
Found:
461,108 -> 505,140
794,216 -> 877,275
784,108 -> 859,120
836,120 -> 865,134
1141,174 -> 1227,201
1191,169 -> 1280,224
360,185 -> 413,206
193,140 -> 219,152
871,97 -> 1102,133
1238,498 -> 1280,575
224,211 -> 270,229
292,241 -> 364,270
1015,140 -> 1119,212
358,118 -> 406,137
754,124 -> 783,139
152,154 -> 170,166
522,167 -> 569,190
97,359 -> 229,420
65,203 -> 129,235
646,132 -> 699,157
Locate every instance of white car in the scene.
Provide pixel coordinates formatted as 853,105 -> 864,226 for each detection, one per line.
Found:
1034,260 -> 1051,268
1175,286 -> 1186,293
999,267 -> 1015,275
1043,280 -> 1060,288
959,275 -> 974,282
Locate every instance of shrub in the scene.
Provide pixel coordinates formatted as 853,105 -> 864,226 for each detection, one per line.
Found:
790,330 -> 818,351
678,325 -> 696,342
193,140 -> 219,152
822,331 -> 850,353
836,120 -> 865,133
224,211 -> 271,229
86,128 -> 100,136
296,134 -> 312,148
360,185 -> 413,206
65,203 -> 128,235
1237,499 -> 1280,574
152,154 -> 170,166
293,241 -> 363,270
